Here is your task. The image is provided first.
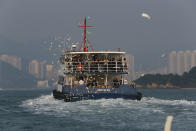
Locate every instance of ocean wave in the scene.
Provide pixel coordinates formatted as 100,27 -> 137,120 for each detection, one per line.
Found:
20,94 -> 196,118
0,106 -> 9,112
141,97 -> 196,106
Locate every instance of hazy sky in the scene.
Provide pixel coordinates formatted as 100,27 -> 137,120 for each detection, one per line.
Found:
0,0 -> 196,70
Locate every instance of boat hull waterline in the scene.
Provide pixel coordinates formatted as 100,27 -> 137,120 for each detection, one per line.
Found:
53,85 -> 142,102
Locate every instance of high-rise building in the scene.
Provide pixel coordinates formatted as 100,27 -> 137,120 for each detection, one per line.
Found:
29,60 -> 39,78
168,51 -> 177,74
191,50 -> 196,68
130,55 -> 135,80
184,50 -> 192,72
177,51 -> 184,75
40,61 -> 46,80
0,55 -> 22,70
46,64 -> 54,80
126,54 -> 135,80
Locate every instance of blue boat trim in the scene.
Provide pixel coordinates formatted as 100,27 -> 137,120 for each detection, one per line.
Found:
53,84 -> 142,102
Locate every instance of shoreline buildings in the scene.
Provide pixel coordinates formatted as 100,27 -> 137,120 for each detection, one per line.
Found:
168,51 -> 177,74
168,50 -> 196,75
127,54 -> 135,80
0,54 -> 56,87
28,60 -> 55,81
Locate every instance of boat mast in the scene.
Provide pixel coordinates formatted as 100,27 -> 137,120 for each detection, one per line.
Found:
79,18 -> 93,52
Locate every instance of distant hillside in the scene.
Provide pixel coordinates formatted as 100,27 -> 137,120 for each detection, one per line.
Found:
134,67 -> 196,88
0,60 -> 38,89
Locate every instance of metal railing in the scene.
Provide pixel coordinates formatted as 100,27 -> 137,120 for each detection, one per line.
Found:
71,81 -> 122,88
63,61 -> 128,73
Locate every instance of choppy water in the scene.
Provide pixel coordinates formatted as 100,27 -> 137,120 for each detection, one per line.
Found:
0,89 -> 196,131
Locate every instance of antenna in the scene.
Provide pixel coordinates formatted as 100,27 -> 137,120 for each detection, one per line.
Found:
79,18 -> 93,52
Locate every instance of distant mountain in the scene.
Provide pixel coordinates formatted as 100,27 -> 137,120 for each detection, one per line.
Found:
134,67 -> 196,88
0,60 -> 38,89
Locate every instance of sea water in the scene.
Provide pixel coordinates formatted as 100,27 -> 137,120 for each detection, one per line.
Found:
0,89 -> 196,131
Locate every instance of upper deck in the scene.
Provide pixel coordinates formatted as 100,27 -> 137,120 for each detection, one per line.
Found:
63,51 -> 126,55
60,51 -> 129,75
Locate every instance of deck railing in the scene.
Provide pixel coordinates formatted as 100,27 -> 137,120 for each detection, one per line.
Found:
71,81 -> 122,88
63,61 -> 128,73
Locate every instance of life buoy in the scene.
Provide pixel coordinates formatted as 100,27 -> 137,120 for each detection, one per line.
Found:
76,64 -> 84,72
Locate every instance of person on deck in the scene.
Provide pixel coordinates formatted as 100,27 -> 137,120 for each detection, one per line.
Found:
92,78 -> 97,87
113,77 -> 119,87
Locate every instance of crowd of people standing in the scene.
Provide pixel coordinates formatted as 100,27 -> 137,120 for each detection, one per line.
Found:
60,54 -> 128,73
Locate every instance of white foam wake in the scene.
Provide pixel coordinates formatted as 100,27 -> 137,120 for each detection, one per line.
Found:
19,94 -> 196,131
20,94 -> 196,118
141,97 -> 196,106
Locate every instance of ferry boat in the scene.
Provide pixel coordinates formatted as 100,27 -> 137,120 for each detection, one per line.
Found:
53,18 -> 142,102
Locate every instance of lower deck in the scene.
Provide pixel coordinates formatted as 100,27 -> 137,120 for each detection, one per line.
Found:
58,73 -> 131,89
54,84 -> 142,102
53,89 -> 142,102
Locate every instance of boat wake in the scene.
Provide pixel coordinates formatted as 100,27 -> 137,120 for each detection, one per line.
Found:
21,94 -> 196,117
20,94 -> 196,130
